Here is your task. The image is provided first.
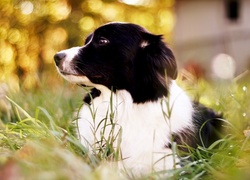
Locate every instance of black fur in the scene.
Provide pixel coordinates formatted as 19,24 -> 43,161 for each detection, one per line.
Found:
72,23 -> 177,103
191,102 -> 223,147
83,88 -> 101,104
171,102 -> 223,151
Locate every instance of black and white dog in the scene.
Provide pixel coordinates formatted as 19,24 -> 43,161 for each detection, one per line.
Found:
54,22 -> 222,175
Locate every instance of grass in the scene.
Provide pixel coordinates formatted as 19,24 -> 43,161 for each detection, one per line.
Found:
0,72 -> 250,180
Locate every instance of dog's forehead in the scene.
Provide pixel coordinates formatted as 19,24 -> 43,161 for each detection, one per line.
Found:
94,23 -> 147,36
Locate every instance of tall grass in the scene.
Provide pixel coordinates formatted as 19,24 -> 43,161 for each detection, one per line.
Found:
0,74 -> 250,179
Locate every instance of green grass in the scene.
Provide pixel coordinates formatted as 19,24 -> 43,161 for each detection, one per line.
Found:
0,74 -> 250,180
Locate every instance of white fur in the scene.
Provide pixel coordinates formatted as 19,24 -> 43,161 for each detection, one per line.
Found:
77,81 -> 194,176
57,47 -> 81,72
55,47 -> 98,86
140,41 -> 149,48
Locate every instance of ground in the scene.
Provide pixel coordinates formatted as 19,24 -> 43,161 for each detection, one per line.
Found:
0,73 -> 250,180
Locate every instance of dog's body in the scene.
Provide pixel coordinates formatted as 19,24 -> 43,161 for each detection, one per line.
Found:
54,22 -> 221,175
78,82 -> 193,174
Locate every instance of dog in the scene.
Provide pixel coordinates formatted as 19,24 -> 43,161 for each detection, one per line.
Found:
54,22 -> 222,176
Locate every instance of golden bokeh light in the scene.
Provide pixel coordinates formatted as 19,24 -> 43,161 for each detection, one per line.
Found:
165,0 -> 175,7
0,0 -> 175,91
0,27 -> 8,40
79,16 -> 96,32
158,9 -> 175,33
42,27 -> 68,64
8,28 -> 22,44
131,12 -> 154,27
119,0 -> 151,6
0,42 -> 15,65
101,4 -> 120,21
49,0 -> 71,22
86,0 -> 103,12
20,1 -> 34,15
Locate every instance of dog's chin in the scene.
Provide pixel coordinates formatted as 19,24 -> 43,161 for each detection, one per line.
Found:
60,73 -> 93,86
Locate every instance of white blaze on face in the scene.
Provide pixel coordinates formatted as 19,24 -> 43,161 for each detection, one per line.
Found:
56,47 -> 94,86
57,47 -> 81,72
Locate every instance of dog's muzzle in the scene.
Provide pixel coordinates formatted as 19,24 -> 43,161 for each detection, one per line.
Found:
54,52 -> 66,66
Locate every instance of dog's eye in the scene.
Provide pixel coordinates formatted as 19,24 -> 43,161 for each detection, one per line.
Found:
98,37 -> 109,45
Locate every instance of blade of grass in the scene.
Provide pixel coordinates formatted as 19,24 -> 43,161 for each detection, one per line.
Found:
6,96 -> 32,119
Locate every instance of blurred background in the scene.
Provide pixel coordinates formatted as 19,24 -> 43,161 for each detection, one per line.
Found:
0,0 -> 249,92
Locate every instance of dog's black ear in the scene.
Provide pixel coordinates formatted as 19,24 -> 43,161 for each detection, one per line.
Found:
139,32 -> 177,79
132,32 -> 177,103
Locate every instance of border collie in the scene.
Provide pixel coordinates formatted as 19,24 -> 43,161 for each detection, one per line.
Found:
54,22 -> 222,176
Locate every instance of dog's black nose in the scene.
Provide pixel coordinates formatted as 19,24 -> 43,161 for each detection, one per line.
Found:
54,52 -> 66,66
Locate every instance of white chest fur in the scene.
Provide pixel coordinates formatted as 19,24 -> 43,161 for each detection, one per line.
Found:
77,81 -> 194,175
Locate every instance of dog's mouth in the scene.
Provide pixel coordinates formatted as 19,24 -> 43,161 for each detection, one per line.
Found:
57,67 -> 103,87
60,71 -> 79,76
60,69 -> 103,79
57,68 -> 82,77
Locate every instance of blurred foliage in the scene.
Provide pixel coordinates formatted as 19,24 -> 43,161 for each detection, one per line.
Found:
0,0 -> 175,90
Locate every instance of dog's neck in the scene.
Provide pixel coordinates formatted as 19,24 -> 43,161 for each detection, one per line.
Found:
82,80 -> 194,136
83,79 -> 172,105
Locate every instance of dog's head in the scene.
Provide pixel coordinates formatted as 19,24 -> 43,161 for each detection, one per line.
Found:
54,22 -> 177,103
